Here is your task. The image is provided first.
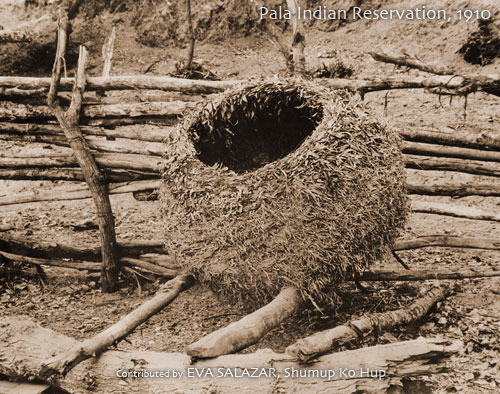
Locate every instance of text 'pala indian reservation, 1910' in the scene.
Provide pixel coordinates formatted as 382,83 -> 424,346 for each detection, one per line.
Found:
258,6 -> 492,23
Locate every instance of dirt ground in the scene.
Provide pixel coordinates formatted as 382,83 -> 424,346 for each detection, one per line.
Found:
1,1 -> 500,393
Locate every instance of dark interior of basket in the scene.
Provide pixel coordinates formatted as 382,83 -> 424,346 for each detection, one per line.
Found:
187,89 -> 324,172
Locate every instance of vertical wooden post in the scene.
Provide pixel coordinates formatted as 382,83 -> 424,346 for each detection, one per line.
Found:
186,0 -> 195,70
102,25 -> 115,77
286,0 -> 307,76
47,11 -> 120,292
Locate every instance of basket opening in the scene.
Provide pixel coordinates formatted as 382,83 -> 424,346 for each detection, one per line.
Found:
188,90 -> 323,172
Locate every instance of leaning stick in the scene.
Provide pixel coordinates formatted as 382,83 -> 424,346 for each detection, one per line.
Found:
47,15 -> 119,292
187,287 -> 302,358
41,274 -> 194,378
286,285 -> 450,361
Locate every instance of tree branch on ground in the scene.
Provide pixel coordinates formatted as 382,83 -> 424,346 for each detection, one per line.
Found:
286,286 -> 451,361
40,275 -> 194,378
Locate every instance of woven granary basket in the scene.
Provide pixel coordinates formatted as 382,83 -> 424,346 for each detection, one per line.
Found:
161,80 -> 408,309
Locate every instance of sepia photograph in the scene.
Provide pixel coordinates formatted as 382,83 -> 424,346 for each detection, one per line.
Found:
0,0 -> 499,393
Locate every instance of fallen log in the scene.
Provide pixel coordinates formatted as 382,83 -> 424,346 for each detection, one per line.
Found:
2,73 -> 500,98
405,155 -> 500,177
399,127 -> 500,151
0,101 -> 190,121
51,179 -> 497,202
0,233 -> 166,261
0,91 -> 202,106
139,253 -> 178,268
0,87 -> 48,99
407,181 -> 500,197
0,316 -> 460,393
357,268 -> 500,282
0,132 -> 166,156
5,156 -> 497,183
0,153 -> 162,172
18,178 -> 492,203
3,175 -> 492,204
4,130 -> 500,171
0,250 -> 101,271
121,257 -> 179,277
369,52 -> 500,96
287,285 -> 450,361
393,235 -> 500,251
122,265 -> 155,282
0,122 -> 172,143
369,52 -> 452,75
132,189 -> 159,201
0,249 -> 178,277
412,200 -> 500,221
0,167 -> 158,182
41,275 -> 194,378
320,74 -> 500,96
0,75 -> 240,93
85,115 -> 179,127
0,180 -> 160,206
82,100 -> 189,119
0,381 -> 49,394
403,141 -> 500,162
3,243 -> 497,282
0,74 -> 483,95
0,264 -> 42,279
187,287 -> 302,358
